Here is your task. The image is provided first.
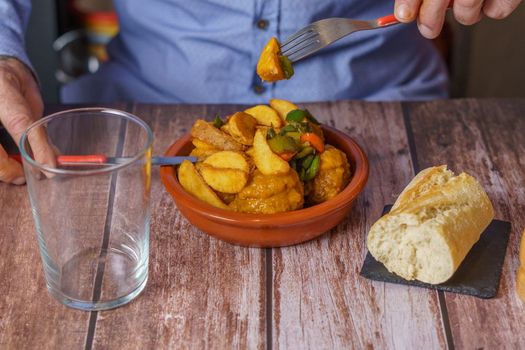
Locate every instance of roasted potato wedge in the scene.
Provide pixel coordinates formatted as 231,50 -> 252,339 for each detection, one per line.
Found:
244,105 -> 283,128
245,147 -> 255,158
199,164 -> 249,194
220,112 -> 257,146
189,147 -> 219,160
191,119 -> 244,151
253,129 -> 290,175
269,99 -> 299,121
177,160 -> 228,209
256,37 -> 285,82
192,138 -> 216,150
203,151 -> 249,173
179,99 -> 350,212
216,192 -> 236,205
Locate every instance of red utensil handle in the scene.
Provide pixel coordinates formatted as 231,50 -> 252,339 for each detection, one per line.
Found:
8,154 -> 22,163
9,154 -> 110,165
57,154 -> 108,165
376,14 -> 399,26
377,1 -> 454,27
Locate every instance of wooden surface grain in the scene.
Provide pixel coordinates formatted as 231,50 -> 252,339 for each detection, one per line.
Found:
0,182 -> 91,350
0,104 -> 125,350
0,99 -> 524,349
271,101 -> 446,350
407,99 -> 525,349
90,105 -> 266,350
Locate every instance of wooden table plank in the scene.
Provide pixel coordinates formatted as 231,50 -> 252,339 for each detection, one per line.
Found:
2,99 -> 524,349
271,101 -> 447,349
407,99 -> 525,349
0,105 -> 125,349
0,184 -> 91,349
90,105 -> 267,349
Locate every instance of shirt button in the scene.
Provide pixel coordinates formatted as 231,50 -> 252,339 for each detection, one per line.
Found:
256,19 -> 269,30
253,84 -> 266,94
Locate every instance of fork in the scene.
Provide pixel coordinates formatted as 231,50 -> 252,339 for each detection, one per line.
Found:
281,4 -> 452,62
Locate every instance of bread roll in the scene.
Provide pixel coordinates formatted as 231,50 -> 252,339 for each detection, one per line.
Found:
367,165 -> 494,284
390,165 -> 454,212
517,229 -> 525,302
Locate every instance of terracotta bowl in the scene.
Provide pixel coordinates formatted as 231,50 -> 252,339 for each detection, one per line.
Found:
160,125 -> 369,247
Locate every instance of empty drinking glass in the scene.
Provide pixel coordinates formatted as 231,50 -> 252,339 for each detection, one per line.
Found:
20,108 -> 152,311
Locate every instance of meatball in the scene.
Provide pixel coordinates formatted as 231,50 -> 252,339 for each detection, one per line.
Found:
229,169 -> 304,214
306,145 -> 351,205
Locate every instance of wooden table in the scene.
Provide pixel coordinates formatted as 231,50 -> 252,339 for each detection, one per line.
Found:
1,99 -> 524,349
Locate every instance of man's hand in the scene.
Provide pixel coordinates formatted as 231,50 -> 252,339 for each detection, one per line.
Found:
0,57 -> 53,184
394,0 -> 523,39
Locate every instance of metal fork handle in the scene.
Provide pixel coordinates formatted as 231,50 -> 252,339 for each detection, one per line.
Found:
281,0 -> 454,63
280,16 -> 400,62
281,18 -> 384,62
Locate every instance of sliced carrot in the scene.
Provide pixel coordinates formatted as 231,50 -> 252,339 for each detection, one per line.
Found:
279,151 -> 296,161
300,133 -> 324,153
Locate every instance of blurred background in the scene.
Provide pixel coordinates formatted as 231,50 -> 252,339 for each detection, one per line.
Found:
27,0 -> 525,103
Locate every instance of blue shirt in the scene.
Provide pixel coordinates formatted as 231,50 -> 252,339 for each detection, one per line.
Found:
0,0 -> 32,71
1,0 -> 448,103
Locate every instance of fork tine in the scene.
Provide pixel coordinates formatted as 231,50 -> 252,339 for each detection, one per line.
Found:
281,17 -> 377,62
286,39 -> 323,62
284,36 -> 320,58
281,31 -> 319,56
280,25 -> 316,48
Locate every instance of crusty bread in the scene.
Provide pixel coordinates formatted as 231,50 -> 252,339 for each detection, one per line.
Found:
517,229 -> 525,302
390,165 -> 454,212
367,165 -> 494,284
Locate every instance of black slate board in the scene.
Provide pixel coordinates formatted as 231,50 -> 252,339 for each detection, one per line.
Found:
360,205 -> 511,299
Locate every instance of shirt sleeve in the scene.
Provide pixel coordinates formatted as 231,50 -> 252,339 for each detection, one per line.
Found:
0,0 -> 33,70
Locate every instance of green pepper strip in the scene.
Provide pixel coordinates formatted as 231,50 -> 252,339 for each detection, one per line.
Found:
303,155 -> 320,181
290,158 -> 298,172
299,167 -> 306,181
286,131 -> 301,142
281,124 -> 298,132
212,115 -> 224,128
279,56 -> 294,79
304,109 -> 321,125
296,146 -> 314,159
300,121 -> 313,133
286,109 -> 307,123
301,154 -> 315,169
267,135 -> 300,154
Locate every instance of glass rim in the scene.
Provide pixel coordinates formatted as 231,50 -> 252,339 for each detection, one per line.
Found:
19,107 -> 154,176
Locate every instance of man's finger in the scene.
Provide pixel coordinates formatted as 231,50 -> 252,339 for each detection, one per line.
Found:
483,0 -> 522,19
418,0 -> 450,39
0,61 -> 55,172
26,125 -> 57,170
395,0 -> 423,22
22,75 -> 56,169
453,0 -> 484,25
0,145 -> 25,185
24,71 -> 44,120
0,68 -> 35,146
